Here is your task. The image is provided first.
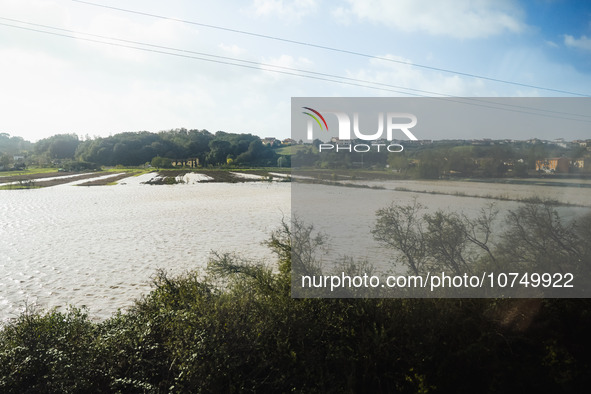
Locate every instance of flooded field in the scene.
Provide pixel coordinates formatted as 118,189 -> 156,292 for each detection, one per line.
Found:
292,178 -> 591,277
0,178 -> 290,321
357,178 -> 591,207
1,172 -> 590,320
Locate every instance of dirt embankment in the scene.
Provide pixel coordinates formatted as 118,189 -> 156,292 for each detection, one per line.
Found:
0,171 -> 65,183
0,172 -> 110,188
76,173 -> 138,186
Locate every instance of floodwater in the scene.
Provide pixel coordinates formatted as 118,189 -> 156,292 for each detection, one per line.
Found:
358,178 -> 591,207
292,178 -> 591,275
0,177 -> 290,322
1,174 -> 589,321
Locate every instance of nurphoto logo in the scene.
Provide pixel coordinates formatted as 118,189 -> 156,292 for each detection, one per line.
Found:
303,106 -> 418,153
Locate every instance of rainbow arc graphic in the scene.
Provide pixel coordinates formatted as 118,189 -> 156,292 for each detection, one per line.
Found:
302,107 -> 328,132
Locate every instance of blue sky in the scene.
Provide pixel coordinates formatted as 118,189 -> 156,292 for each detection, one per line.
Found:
0,0 -> 590,141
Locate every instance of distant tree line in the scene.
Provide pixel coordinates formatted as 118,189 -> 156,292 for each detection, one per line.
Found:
296,139 -> 590,178
0,129 -> 288,170
0,133 -> 32,170
3,129 -> 589,176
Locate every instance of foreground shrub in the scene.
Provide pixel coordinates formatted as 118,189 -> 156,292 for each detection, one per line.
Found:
0,307 -> 103,393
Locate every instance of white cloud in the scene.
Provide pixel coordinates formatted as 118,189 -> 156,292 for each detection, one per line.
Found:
258,54 -> 314,80
218,43 -> 246,56
262,54 -> 313,68
348,54 -> 488,97
78,13 -> 190,62
251,0 -> 317,21
0,0 -> 69,24
564,34 -> 591,51
336,0 -> 526,39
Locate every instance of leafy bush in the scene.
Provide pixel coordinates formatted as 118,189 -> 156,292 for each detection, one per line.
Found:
150,156 -> 173,169
61,160 -> 100,172
0,307 -> 104,393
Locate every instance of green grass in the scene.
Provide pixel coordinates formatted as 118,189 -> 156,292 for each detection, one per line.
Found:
0,167 -> 59,178
275,144 -> 315,156
102,167 -> 151,174
0,184 -> 42,190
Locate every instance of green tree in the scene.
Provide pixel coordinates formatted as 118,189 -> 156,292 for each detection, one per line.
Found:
417,151 -> 444,179
0,153 -> 12,169
206,140 -> 232,165
0,133 -> 32,155
35,134 -> 79,160
387,154 -> 410,174
277,156 -> 288,168
151,156 -> 172,169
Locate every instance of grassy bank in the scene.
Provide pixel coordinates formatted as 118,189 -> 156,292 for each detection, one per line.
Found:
390,186 -> 591,207
77,168 -> 152,186
0,180 -> 42,190
0,167 -> 60,178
